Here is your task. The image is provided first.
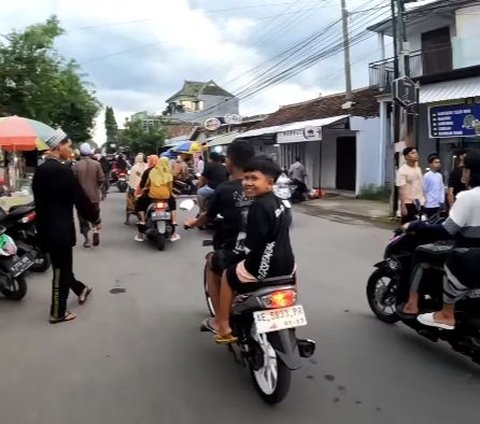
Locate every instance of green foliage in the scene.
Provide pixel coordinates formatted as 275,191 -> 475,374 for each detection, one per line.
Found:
358,185 -> 391,202
0,16 -> 101,142
105,106 -> 118,143
120,119 -> 165,155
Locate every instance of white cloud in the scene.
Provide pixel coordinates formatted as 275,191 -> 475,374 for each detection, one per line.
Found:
0,0 -> 389,145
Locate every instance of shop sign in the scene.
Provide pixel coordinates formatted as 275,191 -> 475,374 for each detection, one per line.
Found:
277,126 -> 321,144
429,104 -> 480,138
224,114 -> 242,125
204,117 -> 222,131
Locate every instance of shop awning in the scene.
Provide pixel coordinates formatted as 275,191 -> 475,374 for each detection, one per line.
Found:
420,76 -> 480,104
207,132 -> 239,147
237,115 -> 349,140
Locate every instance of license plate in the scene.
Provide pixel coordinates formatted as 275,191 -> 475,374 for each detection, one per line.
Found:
152,211 -> 171,220
9,255 -> 35,277
253,305 -> 307,334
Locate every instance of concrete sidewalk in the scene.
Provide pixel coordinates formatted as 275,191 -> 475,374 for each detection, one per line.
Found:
295,197 -> 394,226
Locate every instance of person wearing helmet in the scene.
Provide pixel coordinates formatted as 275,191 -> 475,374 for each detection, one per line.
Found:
74,142 -> 104,247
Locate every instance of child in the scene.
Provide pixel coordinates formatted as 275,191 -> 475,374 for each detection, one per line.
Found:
214,156 -> 296,344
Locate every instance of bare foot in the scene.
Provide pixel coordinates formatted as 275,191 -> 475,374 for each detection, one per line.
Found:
433,312 -> 455,327
402,303 -> 419,315
217,324 -> 233,338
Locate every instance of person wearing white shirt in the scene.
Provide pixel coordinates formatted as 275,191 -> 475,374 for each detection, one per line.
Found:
423,155 -> 445,218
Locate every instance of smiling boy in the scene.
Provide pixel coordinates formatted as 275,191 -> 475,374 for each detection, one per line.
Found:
214,156 -> 296,343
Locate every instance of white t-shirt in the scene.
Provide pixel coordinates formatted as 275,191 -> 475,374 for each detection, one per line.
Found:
444,187 -> 480,239
396,164 -> 425,205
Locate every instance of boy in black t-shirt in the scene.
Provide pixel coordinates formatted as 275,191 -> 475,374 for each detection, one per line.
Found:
214,156 -> 296,344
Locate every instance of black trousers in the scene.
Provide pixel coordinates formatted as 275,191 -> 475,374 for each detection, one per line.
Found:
50,246 -> 86,318
401,203 -> 418,224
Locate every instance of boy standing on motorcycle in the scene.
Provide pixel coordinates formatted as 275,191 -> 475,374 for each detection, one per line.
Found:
214,156 -> 296,344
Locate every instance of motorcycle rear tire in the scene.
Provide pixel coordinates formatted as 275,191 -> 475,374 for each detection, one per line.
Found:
0,275 -> 27,301
157,234 -> 166,251
366,268 -> 400,324
203,262 -> 215,317
31,251 -> 50,273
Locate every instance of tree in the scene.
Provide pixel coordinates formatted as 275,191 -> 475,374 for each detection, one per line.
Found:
104,106 -> 118,153
0,16 -> 101,142
120,119 -> 165,155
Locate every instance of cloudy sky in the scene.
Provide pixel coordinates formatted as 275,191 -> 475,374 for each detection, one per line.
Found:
1,0 -> 397,143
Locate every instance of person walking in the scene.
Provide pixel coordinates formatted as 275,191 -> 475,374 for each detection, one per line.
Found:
288,157 -> 308,201
32,129 -> 100,324
99,154 -> 111,200
74,143 -> 104,247
423,154 -> 445,218
126,153 -> 147,225
396,147 -> 425,224
448,148 -> 468,208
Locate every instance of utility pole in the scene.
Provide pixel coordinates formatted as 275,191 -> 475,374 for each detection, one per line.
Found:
341,0 -> 352,101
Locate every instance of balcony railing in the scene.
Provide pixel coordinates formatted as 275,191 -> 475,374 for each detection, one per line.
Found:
369,50 -> 424,91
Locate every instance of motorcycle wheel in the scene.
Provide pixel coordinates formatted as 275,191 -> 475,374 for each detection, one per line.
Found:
203,262 -> 215,317
30,251 -> 50,273
0,274 -> 27,301
157,234 -> 166,251
366,268 -> 400,324
250,332 -> 291,405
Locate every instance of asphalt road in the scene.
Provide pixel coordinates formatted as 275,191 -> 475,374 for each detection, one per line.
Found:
0,192 -> 479,424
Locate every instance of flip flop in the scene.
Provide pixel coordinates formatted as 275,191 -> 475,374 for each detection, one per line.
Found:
49,311 -> 77,324
79,286 -> 93,304
417,312 -> 454,330
200,318 -> 217,334
92,232 -> 100,246
213,334 -> 238,345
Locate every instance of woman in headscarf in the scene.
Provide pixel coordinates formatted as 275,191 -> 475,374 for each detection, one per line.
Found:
147,157 -> 180,241
134,155 -> 159,241
126,153 -> 146,224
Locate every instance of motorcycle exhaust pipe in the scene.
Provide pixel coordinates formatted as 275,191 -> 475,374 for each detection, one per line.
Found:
297,339 -> 316,358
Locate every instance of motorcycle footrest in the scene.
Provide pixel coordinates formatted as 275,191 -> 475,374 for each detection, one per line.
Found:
297,338 -> 316,358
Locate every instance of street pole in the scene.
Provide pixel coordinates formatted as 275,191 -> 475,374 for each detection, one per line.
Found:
341,0 -> 352,101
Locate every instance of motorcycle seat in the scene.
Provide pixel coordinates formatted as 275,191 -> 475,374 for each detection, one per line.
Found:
7,205 -> 35,218
415,243 -> 454,262
234,276 -> 297,295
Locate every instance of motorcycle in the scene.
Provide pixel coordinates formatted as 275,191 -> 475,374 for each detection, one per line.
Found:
173,170 -> 198,196
117,171 -> 128,193
0,230 -> 36,300
0,204 -> 50,272
143,200 -> 175,251
366,220 -> 480,366
181,199 -> 315,404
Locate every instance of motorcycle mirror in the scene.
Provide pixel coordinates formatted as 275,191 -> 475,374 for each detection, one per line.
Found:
179,199 -> 195,211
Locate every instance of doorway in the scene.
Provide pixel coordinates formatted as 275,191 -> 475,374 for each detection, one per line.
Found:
336,137 -> 356,191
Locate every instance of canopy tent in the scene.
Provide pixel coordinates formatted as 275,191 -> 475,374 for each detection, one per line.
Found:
206,132 -> 239,148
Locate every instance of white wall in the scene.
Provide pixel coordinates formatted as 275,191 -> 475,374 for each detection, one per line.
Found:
319,131 -> 337,190
454,5 -> 480,69
350,116 -> 382,194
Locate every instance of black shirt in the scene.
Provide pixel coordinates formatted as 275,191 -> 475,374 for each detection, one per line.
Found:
448,167 -> 467,197
207,179 -> 251,249
244,192 -> 295,280
202,162 -> 228,189
32,158 -> 99,251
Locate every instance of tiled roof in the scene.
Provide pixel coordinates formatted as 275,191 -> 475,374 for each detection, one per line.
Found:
252,87 -> 379,129
164,124 -> 198,140
166,80 -> 234,102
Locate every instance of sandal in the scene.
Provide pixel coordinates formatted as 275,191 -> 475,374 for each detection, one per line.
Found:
170,233 -> 181,242
83,241 -> 91,248
213,334 -> 238,345
49,311 -> 77,324
79,286 -> 93,304
200,318 -> 217,334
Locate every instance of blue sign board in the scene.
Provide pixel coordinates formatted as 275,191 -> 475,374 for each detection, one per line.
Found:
429,104 -> 480,138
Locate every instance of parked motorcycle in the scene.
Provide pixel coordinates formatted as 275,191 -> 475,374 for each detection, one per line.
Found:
366,224 -> 480,365
0,204 -> 50,272
143,200 -> 175,251
0,230 -> 36,300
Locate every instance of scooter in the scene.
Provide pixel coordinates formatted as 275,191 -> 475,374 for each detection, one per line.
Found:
117,171 -> 128,193
181,199 -> 315,404
143,200 -> 175,251
0,230 -> 36,300
366,223 -> 480,366
0,204 -> 50,272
